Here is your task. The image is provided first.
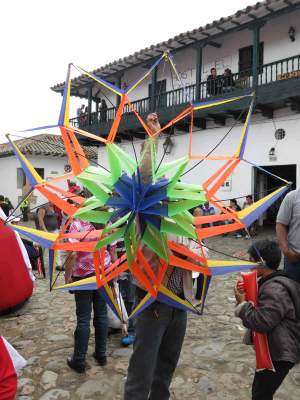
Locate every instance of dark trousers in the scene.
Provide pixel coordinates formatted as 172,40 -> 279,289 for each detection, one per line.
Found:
73,289 -> 108,363
124,301 -> 187,400
284,257 -> 300,284
252,360 -> 294,400
195,275 -> 204,300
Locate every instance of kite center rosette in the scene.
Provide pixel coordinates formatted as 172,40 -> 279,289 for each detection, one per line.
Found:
108,172 -> 169,232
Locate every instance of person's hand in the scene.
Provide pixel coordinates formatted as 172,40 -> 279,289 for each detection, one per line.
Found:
234,284 -> 246,304
64,273 -> 72,284
146,113 -> 161,133
284,248 -> 300,262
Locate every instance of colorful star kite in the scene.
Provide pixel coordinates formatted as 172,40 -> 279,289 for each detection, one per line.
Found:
4,52 -> 290,322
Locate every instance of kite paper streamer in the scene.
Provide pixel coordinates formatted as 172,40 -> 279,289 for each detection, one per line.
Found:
4,52 -> 291,320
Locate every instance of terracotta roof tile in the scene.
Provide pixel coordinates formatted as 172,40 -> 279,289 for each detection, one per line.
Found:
0,134 -> 97,160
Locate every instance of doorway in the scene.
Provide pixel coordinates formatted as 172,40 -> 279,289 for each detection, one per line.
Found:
253,164 -> 296,225
148,79 -> 167,108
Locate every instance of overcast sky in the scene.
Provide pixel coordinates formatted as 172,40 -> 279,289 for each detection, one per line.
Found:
0,0 -> 255,143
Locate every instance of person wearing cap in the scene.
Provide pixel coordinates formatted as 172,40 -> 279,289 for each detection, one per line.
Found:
234,239 -> 300,400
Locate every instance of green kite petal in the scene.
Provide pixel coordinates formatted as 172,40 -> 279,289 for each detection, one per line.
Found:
155,157 -> 188,180
107,143 -> 137,177
95,225 -> 127,250
106,145 -> 122,184
102,212 -> 131,233
168,199 -> 202,216
167,188 -> 205,201
74,210 -> 112,224
142,225 -> 169,261
166,158 -> 189,191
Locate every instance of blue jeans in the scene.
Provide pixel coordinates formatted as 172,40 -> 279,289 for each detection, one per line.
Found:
73,289 -> 108,363
284,258 -> 300,284
124,301 -> 187,400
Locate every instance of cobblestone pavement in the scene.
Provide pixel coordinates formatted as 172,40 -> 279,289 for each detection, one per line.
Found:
2,229 -> 300,399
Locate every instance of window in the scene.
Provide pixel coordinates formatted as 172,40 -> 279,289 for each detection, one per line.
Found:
238,43 -> 264,75
17,168 -> 26,189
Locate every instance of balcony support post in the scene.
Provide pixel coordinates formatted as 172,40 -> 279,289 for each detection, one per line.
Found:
195,45 -> 203,101
116,74 -> 123,106
87,85 -> 93,125
150,66 -> 158,112
251,23 -> 262,91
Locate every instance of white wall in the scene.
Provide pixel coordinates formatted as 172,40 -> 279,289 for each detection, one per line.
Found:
98,110 -> 300,208
0,155 -> 71,212
262,9 -> 300,64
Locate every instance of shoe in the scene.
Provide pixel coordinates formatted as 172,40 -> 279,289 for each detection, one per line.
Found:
235,234 -> 242,238
93,352 -> 107,366
121,334 -> 135,347
67,356 -> 85,373
56,265 -> 65,271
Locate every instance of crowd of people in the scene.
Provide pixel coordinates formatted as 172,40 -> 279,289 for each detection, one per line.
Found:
1,114 -> 300,400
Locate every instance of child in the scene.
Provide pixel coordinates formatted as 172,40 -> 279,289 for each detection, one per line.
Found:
234,240 -> 300,400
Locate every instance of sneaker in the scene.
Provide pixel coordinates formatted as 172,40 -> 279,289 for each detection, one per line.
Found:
67,356 -> 85,373
93,352 -> 107,366
121,335 -> 135,347
235,234 -> 242,238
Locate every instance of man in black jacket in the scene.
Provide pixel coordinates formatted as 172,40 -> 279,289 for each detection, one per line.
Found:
234,240 -> 300,400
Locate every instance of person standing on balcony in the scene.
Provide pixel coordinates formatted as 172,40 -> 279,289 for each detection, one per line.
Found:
100,99 -> 108,122
276,188 -> 300,283
77,104 -> 85,118
222,68 -> 235,93
207,67 -> 221,96
77,104 -> 85,127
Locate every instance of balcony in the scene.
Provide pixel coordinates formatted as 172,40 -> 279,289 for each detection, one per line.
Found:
70,54 -> 300,140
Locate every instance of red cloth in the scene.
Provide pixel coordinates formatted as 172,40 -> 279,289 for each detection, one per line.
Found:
242,271 -> 274,371
0,337 -> 17,400
0,220 -> 33,313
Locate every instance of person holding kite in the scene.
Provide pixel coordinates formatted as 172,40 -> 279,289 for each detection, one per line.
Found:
124,113 -> 194,400
234,240 -> 300,400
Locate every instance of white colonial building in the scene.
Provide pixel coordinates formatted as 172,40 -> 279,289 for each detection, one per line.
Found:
0,134 -> 96,210
51,0 -> 300,224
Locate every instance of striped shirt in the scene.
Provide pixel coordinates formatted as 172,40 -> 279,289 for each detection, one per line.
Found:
69,219 -> 111,278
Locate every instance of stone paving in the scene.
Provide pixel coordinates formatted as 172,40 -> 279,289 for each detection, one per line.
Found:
2,229 -> 300,399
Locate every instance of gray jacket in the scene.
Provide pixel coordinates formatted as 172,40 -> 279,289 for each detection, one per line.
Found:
236,272 -> 300,364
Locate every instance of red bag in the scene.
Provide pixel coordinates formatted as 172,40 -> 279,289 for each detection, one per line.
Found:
241,271 -> 274,371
